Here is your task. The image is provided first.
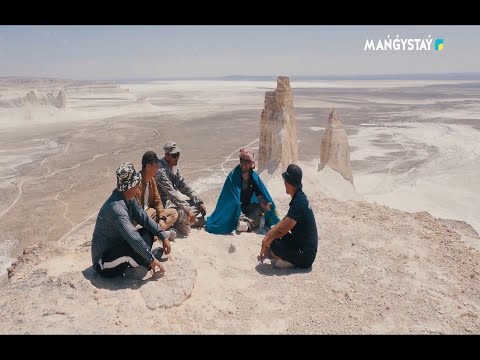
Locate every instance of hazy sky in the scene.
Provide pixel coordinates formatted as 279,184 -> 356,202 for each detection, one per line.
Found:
0,25 -> 478,79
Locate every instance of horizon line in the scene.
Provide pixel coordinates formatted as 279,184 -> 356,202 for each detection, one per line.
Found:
2,72 -> 480,82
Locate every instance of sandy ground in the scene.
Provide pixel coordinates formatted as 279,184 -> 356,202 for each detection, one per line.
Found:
0,78 -> 479,333
0,187 -> 479,334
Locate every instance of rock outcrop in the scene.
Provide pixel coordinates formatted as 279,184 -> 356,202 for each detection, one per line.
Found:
258,76 -> 298,174
318,109 -> 354,184
0,90 -> 66,108
47,90 -> 67,109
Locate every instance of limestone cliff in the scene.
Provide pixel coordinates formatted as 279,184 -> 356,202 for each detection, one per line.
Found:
318,109 -> 354,184
0,90 -> 66,108
258,76 -> 298,174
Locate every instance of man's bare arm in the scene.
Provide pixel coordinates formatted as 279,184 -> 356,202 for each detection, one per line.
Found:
259,216 -> 296,262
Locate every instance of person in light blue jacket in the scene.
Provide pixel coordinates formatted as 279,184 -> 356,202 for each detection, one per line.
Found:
206,148 -> 279,235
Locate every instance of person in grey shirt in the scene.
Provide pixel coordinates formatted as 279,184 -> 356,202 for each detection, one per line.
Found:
91,162 -> 172,278
155,141 -> 207,236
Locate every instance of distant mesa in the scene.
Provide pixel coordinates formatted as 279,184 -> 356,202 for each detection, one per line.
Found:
0,89 -> 67,109
318,109 -> 354,184
258,76 -> 298,174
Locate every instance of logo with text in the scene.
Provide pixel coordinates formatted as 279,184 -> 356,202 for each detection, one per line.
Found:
364,35 -> 445,51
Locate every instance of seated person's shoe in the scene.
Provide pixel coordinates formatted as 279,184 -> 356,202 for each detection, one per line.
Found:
191,215 -> 206,229
236,221 -> 249,232
153,247 -> 164,261
272,258 -> 295,269
174,222 -> 191,236
165,228 -> 178,240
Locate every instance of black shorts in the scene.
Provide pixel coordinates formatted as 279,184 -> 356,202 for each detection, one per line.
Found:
270,233 -> 316,269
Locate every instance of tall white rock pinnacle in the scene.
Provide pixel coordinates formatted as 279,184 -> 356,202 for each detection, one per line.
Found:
318,109 -> 354,184
258,76 -> 298,174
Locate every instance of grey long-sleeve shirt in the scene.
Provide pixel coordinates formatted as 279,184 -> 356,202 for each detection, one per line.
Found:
155,158 -> 203,212
91,189 -> 168,266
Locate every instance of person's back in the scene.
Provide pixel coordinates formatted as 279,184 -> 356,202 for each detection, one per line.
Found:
91,189 -> 143,266
287,190 -> 318,257
91,162 -> 170,277
259,164 -> 319,269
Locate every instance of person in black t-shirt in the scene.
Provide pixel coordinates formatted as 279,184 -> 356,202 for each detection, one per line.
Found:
259,164 -> 318,269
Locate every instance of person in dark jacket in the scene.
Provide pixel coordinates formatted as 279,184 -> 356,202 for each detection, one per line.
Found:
91,162 -> 172,278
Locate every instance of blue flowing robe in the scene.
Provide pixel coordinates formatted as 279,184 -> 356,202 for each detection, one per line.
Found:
205,165 -> 280,234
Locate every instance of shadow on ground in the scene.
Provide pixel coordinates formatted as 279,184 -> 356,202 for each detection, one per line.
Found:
81,265 -> 163,291
254,262 -> 312,276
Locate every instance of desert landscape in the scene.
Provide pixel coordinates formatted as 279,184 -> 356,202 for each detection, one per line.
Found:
0,75 -> 479,334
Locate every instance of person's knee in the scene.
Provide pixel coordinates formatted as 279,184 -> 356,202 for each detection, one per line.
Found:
170,209 -> 178,222
176,209 -> 189,224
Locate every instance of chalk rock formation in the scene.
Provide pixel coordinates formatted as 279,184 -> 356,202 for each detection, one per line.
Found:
318,109 -> 353,184
0,90 -> 66,108
47,90 -> 67,108
258,76 -> 298,174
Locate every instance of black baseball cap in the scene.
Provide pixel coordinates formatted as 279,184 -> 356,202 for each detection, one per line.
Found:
282,164 -> 303,189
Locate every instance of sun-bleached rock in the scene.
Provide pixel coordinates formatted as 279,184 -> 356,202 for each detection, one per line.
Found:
50,90 -> 67,108
318,109 -> 354,184
140,257 -> 197,310
258,76 -> 298,174
0,89 -> 66,108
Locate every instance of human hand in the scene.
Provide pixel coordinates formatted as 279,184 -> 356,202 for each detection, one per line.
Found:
162,238 -> 171,255
149,258 -> 165,275
188,209 -> 198,225
199,203 -> 207,216
259,238 -> 269,264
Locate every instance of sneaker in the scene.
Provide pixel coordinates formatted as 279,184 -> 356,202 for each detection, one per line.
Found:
272,258 -> 295,269
236,221 -> 249,232
165,228 -> 178,240
153,247 -> 164,261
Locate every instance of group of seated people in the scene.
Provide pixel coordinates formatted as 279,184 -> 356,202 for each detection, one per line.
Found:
90,142 -> 318,278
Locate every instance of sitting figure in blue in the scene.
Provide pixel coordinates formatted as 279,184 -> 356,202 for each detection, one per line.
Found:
206,148 -> 279,234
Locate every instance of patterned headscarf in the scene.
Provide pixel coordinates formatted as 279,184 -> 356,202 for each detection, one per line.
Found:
239,148 -> 255,162
239,148 -> 255,169
116,162 -> 142,192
